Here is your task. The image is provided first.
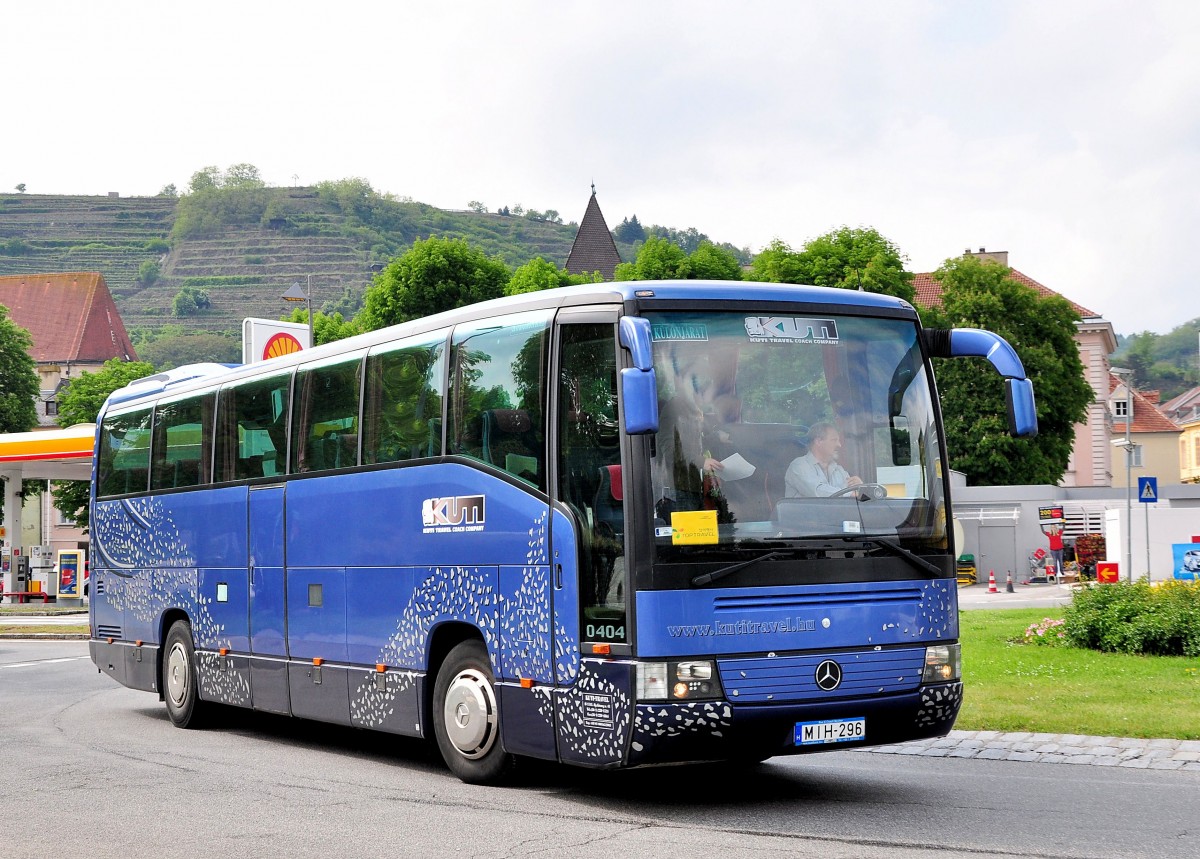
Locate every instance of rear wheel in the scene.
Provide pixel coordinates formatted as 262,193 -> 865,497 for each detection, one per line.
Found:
163,619 -> 207,728
433,639 -> 512,784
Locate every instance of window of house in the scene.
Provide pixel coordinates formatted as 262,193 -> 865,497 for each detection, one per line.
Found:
1114,399 -> 1129,418
45,400 -> 59,417
1130,444 -> 1143,468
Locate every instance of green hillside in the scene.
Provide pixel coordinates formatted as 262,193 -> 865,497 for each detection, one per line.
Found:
0,187 -> 591,336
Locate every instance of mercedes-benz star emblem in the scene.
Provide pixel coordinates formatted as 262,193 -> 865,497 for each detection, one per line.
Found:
815,659 -> 842,691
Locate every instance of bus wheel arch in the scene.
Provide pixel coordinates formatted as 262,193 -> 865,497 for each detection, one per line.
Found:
156,608 -> 190,701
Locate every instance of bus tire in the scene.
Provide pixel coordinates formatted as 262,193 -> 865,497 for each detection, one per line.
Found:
433,639 -> 511,784
163,619 -> 207,729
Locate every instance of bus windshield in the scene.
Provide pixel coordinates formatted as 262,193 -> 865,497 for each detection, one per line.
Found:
647,310 -> 945,558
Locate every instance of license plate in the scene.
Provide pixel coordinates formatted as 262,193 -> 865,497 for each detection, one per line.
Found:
795,717 -> 866,746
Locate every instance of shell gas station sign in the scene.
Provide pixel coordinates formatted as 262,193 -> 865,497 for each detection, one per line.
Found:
242,318 -> 311,363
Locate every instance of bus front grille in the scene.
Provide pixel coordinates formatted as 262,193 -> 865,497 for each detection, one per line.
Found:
718,647 -> 925,704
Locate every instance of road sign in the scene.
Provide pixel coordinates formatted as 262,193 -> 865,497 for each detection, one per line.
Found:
1138,476 -> 1158,503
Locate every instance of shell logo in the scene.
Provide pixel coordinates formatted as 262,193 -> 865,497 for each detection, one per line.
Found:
262,332 -> 304,360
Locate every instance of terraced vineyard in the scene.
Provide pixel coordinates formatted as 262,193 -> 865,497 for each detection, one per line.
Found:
1,189 -> 585,336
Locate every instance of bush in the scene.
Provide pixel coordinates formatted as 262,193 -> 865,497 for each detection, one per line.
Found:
137,259 -> 160,286
1063,580 -> 1200,656
144,237 -> 170,253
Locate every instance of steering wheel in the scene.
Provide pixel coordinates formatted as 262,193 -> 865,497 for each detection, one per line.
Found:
830,482 -> 888,501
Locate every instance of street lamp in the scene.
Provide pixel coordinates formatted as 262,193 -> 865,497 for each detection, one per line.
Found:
282,275 -> 314,349
1112,367 -> 1134,582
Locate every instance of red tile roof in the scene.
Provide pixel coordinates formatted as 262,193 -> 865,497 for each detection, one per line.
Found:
913,268 -> 1099,319
0,272 -> 137,364
1109,374 -> 1182,434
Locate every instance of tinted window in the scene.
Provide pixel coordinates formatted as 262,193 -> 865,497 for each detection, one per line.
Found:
450,311 -> 550,490
151,394 -> 215,490
291,354 -> 363,473
557,322 -> 626,644
97,408 -> 153,497
216,373 -> 292,482
363,332 -> 446,465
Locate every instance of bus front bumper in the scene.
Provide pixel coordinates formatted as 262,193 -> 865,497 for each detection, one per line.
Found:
626,680 -> 962,765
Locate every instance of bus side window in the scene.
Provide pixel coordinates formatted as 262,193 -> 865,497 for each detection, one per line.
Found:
291,354 -> 363,474
216,373 -> 292,482
363,332 -> 447,465
450,312 -> 550,490
97,407 -> 153,497
150,393 -> 214,491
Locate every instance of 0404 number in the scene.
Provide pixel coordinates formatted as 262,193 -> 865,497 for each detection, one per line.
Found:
586,623 -> 625,642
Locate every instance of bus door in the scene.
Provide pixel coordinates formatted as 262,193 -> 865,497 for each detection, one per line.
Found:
551,313 -> 630,766
248,484 -> 289,713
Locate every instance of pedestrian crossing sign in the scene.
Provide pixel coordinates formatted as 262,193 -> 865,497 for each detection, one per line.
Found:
1138,476 -> 1158,503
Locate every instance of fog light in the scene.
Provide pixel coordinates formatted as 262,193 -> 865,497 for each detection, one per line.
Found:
672,682 -> 690,699
637,662 -> 669,700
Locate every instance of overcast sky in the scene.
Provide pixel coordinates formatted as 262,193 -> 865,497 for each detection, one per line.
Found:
5,1 -> 1198,335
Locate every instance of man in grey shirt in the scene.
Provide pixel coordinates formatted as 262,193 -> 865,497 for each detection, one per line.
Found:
785,421 -> 862,497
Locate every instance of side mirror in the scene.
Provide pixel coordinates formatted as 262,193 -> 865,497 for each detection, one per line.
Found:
619,316 -> 658,434
621,368 -> 658,434
1006,378 -> 1038,437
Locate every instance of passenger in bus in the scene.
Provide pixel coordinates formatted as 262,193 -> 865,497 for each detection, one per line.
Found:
784,421 -> 862,497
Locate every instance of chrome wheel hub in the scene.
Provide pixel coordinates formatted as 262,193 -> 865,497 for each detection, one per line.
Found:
166,641 -> 190,709
442,667 -> 497,759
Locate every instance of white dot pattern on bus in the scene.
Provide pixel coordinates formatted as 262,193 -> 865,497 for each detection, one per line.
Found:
630,701 -> 733,750
915,682 -> 963,728
350,669 -> 420,728
93,498 -> 247,705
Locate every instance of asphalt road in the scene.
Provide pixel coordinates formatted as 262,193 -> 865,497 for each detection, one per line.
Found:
4,640 -> 1197,858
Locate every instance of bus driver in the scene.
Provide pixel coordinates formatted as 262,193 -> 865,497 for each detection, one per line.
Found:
784,421 -> 862,497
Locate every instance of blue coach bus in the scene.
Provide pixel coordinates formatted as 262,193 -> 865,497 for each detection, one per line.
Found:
89,280 -> 1036,783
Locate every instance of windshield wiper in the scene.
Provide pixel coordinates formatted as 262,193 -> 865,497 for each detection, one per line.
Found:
846,536 -> 942,576
691,551 -> 789,588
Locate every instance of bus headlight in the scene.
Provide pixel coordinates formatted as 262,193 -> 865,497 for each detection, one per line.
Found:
922,644 -> 961,683
636,660 -> 720,700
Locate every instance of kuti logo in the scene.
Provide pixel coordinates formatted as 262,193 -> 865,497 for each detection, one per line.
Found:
422,495 -> 486,533
744,316 -> 840,344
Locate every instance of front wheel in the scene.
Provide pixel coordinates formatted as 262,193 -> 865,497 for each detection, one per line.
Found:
433,640 -> 512,784
162,619 -> 208,728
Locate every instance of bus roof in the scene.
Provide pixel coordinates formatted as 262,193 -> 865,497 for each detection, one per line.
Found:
103,280 -> 916,411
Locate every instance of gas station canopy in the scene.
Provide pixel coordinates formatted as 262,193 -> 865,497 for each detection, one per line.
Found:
0,424 -> 95,481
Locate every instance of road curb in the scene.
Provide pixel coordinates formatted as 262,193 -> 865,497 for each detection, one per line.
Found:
862,729 -> 1200,771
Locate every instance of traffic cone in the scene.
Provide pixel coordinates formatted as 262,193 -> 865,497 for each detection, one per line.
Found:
987,569 -> 999,594
1006,570 -> 1015,593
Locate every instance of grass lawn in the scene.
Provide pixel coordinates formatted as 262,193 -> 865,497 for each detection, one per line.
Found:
959,607 -> 1200,740
0,623 -> 88,635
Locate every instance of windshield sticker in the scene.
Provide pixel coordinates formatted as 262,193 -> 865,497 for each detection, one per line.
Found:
651,322 -> 709,342
422,495 -> 486,534
744,317 -> 840,344
671,509 -> 719,545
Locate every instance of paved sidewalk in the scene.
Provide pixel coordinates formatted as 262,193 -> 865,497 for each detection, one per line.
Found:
865,729 -> 1200,770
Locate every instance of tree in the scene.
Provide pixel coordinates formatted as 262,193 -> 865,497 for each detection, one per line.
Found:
687,241 -> 744,281
749,227 -> 914,302
614,215 -> 646,244
747,238 -> 808,284
171,286 -> 211,316
137,259 -> 160,286
158,184 -> 178,197
282,306 -> 360,345
0,304 -> 38,434
15,183 -> 26,193
613,236 -> 743,282
919,255 -> 1092,486
356,236 -> 511,331
506,257 -> 598,296
468,201 -> 488,214
52,358 -> 155,529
